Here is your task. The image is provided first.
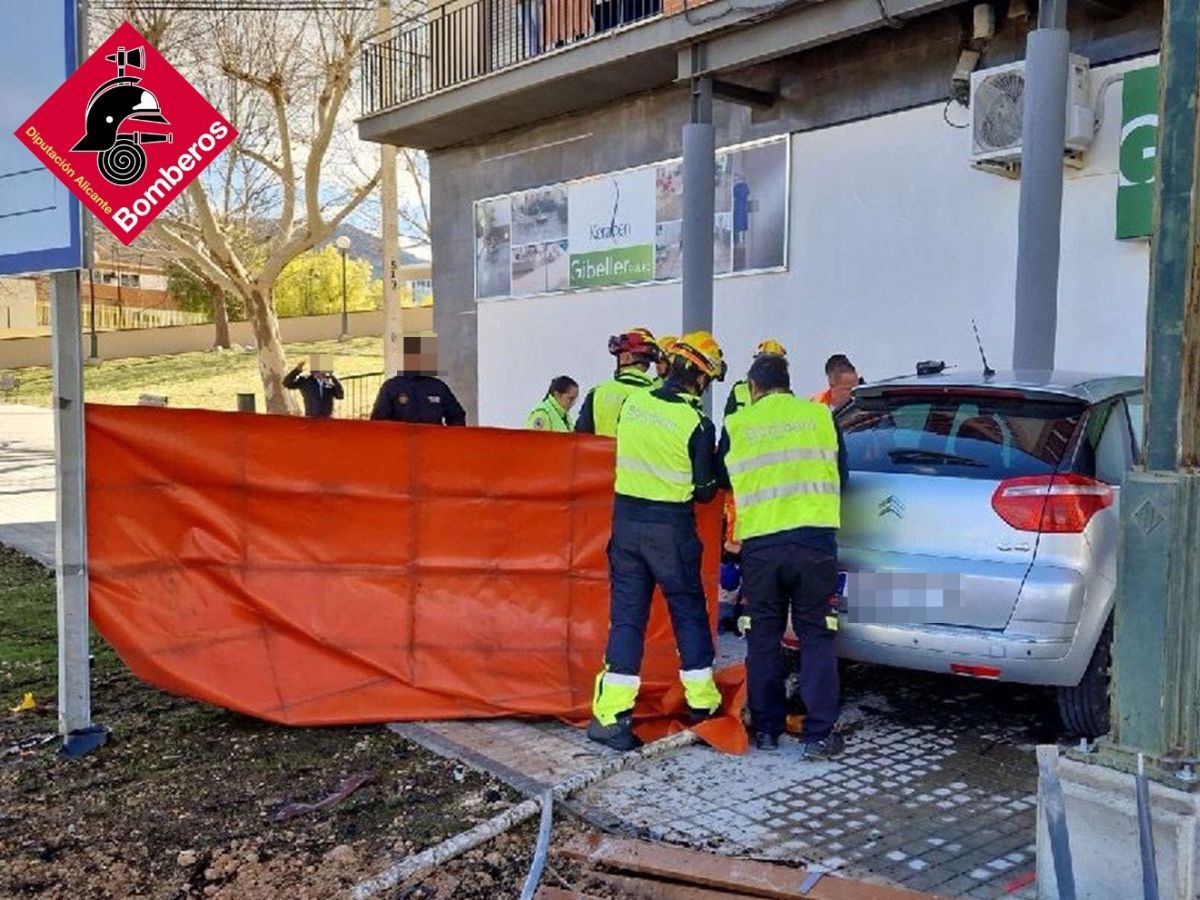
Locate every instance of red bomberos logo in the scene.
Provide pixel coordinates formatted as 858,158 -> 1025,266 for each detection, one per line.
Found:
15,22 -> 237,245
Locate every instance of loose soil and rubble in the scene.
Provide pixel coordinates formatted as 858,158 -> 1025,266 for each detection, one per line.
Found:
0,546 -> 638,899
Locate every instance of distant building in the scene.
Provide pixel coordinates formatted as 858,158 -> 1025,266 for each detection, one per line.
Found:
0,277 -> 37,330
90,233 -> 179,312
396,261 -> 433,308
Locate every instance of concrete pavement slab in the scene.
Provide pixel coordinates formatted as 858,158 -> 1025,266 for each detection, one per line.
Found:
0,404 -> 56,565
393,654 -> 1046,899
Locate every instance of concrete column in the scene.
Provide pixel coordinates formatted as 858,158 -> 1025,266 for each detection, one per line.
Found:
682,74 -> 715,415
379,0 -> 403,377
1011,0 -> 1069,373
1037,756 -> 1198,899
1111,0 -> 1200,762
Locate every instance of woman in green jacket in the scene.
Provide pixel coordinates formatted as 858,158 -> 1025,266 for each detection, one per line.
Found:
526,376 -> 579,431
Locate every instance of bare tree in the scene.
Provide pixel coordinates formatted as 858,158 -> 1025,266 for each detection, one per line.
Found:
398,149 -> 430,250
352,147 -> 430,257
94,4 -> 380,413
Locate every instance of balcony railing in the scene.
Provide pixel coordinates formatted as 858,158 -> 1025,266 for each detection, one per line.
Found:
362,0 -> 662,114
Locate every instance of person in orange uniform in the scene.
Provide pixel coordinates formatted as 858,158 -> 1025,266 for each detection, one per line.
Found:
812,354 -> 859,410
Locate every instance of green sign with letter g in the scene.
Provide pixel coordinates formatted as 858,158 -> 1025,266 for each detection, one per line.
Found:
1117,65 -> 1159,241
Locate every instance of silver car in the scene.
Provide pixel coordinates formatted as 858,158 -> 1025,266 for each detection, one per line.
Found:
834,369 -> 1143,738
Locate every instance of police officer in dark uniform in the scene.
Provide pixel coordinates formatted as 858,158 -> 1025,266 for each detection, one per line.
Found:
370,335 -> 467,426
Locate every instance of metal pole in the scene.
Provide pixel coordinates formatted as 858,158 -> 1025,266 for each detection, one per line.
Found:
1136,754 -> 1160,900
1036,746 -> 1078,900
682,58 -> 715,415
87,268 -> 98,359
50,270 -> 91,737
340,249 -> 349,340
379,0 -> 404,378
114,247 -> 123,321
1011,0 -> 1069,373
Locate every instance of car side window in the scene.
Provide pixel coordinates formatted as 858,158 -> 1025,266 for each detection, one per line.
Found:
1126,393 -> 1145,459
1088,400 -> 1134,485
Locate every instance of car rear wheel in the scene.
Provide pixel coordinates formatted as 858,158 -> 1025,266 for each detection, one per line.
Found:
1056,620 -> 1112,739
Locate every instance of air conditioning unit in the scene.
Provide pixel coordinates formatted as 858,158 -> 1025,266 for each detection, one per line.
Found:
970,56 -> 1094,168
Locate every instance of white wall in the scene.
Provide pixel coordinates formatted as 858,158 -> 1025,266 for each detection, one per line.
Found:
477,57 -> 1154,428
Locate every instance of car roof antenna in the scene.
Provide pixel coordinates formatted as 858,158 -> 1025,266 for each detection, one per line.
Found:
972,318 -> 996,378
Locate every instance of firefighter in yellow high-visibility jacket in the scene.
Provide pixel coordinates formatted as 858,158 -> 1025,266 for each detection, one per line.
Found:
587,332 -> 727,752
575,328 -> 660,437
718,352 -> 848,759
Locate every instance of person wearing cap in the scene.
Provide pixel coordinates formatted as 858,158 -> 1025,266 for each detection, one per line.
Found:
587,331 -> 728,752
718,353 -> 848,759
652,334 -> 678,387
283,355 -> 344,418
812,354 -> 859,410
575,326 -> 661,437
526,376 -> 579,431
723,339 -> 787,419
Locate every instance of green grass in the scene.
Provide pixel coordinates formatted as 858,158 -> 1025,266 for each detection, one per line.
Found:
0,544 -> 520,900
0,546 -> 121,701
4,337 -> 385,413
0,547 -> 56,671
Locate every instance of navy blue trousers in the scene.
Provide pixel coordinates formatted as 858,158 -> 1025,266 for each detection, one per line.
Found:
742,542 -> 839,741
604,517 -> 715,677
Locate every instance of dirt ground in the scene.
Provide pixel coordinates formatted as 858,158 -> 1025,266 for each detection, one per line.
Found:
0,546 -> 631,899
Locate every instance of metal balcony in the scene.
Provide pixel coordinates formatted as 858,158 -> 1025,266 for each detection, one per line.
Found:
362,0 -> 663,115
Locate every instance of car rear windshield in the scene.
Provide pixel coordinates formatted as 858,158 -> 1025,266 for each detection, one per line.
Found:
838,391 -> 1087,479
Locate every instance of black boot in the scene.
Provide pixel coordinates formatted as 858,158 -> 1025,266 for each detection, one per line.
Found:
754,732 -> 780,752
586,712 -> 643,752
799,732 -> 845,760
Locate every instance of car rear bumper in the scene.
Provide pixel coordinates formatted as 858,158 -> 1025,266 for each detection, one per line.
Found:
835,621 -> 1081,684
828,550 -> 1098,686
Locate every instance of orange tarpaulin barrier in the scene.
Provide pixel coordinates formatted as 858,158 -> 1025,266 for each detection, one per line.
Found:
86,405 -> 747,752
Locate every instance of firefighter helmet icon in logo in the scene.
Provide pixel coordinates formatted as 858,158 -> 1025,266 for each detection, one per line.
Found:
71,45 -> 172,186
17,20 -> 237,244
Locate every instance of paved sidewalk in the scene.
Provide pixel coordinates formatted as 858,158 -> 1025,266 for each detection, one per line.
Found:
393,641 -> 1044,900
0,404 -> 56,566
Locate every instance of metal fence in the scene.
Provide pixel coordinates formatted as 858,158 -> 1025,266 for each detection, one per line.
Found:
337,371 -> 384,420
36,301 -> 208,331
362,0 -> 662,112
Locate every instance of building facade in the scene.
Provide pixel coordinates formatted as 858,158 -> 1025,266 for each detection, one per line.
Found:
360,0 -> 1162,425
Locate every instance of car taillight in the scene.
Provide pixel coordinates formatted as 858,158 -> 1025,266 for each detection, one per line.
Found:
991,473 -> 1113,533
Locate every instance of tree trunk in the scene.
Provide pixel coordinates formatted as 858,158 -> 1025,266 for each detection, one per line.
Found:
246,285 -> 297,415
208,282 -> 232,349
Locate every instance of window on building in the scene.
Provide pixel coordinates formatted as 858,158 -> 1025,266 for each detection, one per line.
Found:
120,273 -> 140,288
